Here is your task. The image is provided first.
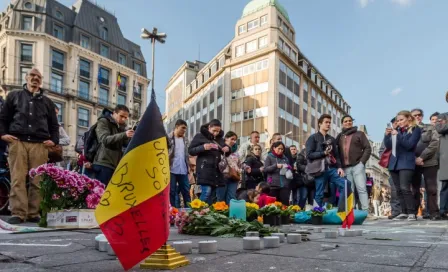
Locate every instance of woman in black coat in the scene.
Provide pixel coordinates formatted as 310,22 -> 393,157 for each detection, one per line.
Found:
188,119 -> 229,204
244,144 -> 265,190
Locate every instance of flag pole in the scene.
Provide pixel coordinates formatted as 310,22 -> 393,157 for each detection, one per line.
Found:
344,177 -> 347,229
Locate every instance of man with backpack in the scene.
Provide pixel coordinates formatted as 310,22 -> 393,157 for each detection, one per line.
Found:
89,105 -> 134,185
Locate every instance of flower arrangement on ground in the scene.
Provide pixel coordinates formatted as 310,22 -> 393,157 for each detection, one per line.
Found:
189,199 -> 208,210
310,206 -> 326,225
246,202 -> 259,222
257,203 -> 281,226
29,164 -> 105,227
175,207 -> 276,237
169,205 -> 179,226
211,201 -> 229,216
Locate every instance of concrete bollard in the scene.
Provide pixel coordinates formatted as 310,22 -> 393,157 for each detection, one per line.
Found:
271,233 -> 285,243
314,227 -> 323,233
106,242 -> 115,256
353,229 -> 363,236
324,230 -> 338,238
172,241 -> 193,254
243,237 -> 261,250
198,240 -> 218,254
263,236 -> 280,248
98,239 -> 108,252
339,229 -> 356,237
246,231 -> 260,237
94,234 -> 107,250
286,233 -> 301,244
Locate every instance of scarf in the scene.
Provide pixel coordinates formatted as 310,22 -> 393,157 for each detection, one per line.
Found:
271,150 -> 284,159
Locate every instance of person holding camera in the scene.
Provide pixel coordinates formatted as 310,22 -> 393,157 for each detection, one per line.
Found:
305,114 -> 349,207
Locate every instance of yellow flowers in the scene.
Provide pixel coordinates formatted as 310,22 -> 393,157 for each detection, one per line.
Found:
190,199 -> 208,209
273,201 -> 283,208
212,201 -> 229,211
289,205 -> 301,212
246,203 -> 259,210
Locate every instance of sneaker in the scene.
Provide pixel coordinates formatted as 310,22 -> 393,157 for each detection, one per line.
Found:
7,216 -> 24,224
417,215 -> 424,220
407,214 -> 417,221
430,215 -> 441,221
27,217 -> 41,223
393,214 -> 408,220
367,214 -> 378,220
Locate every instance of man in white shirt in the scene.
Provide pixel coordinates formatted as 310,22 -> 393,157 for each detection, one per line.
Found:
168,120 -> 191,208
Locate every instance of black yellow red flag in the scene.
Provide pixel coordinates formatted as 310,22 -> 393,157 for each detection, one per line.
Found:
95,90 -> 170,270
336,178 -> 355,229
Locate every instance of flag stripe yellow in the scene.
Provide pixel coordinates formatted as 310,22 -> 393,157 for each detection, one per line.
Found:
95,137 -> 170,225
337,192 -> 354,222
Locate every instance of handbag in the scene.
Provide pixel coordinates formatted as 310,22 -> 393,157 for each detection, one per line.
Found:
225,157 -> 241,181
305,158 -> 325,177
48,145 -> 63,163
379,149 -> 392,168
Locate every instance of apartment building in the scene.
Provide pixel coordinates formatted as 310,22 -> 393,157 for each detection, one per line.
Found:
165,0 -> 351,148
0,0 -> 150,158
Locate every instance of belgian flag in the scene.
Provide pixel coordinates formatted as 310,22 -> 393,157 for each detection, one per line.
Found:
336,178 -> 355,229
95,90 -> 170,270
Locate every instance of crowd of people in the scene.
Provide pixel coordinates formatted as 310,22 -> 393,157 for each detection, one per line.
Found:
0,67 -> 446,225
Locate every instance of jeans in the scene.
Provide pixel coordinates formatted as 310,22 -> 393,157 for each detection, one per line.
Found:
344,162 -> 369,211
329,182 -> 338,207
412,166 -> 439,216
314,168 -> 351,207
373,200 -> 381,216
440,181 -> 448,215
294,186 -> 308,209
200,185 -> 216,205
216,181 -> 238,204
93,164 -> 115,186
269,187 -> 291,206
170,173 -> 191,208
390,170 -> 415,215
388,175 -> 401,216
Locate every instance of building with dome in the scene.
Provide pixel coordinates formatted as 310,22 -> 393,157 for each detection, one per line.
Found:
164,0 -> 351,147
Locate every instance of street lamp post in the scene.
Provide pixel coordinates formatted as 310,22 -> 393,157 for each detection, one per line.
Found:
141,27 -> 167,92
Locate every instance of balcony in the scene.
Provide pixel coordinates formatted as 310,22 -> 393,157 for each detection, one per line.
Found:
52,61 -> 64,71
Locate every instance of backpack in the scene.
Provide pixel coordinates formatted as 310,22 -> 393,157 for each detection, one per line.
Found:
82,123 -> 100,163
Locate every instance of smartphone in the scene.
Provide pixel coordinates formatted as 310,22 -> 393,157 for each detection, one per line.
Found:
387,123 -> 392,129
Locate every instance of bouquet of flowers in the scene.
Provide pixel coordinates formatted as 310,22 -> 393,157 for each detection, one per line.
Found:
30,164 -> 105,227
310,206 -> 326,217
169,205 -> 179,226
257,204 -> 281,216
211,201 -> 229,216
288,205 -> 301,213
189,199 -> 208,210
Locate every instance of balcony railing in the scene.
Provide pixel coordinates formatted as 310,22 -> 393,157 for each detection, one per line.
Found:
80,70 -> 90,78
52,61 -> 64,71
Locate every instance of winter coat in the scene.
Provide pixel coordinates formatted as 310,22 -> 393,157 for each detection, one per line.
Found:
244,153 -> 265,187
188,124 -> 226,187
306,132 -> 342,169
436,113 -> 448,180
264,152 -> 291,188
384,126 -> 421,171
415,123 -> 439,167
0,85 -> 59,144
58,125 -> 70,146
167,131 -> 190,171
336,126 -> 371,168
93,110 -> 129,170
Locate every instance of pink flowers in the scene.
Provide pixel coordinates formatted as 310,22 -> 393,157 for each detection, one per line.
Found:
30,163 -> 105,210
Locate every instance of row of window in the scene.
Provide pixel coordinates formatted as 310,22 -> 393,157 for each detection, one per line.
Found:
277,16 -> 294,41
278,38 -> 297,62
188,56 -> 225,94
238,15 -> 268,35
231,82 -> 268,100
231,107 -> 268,122
235,36 -> 268,58
230,59 -> 269,79
21,15 -> 143,75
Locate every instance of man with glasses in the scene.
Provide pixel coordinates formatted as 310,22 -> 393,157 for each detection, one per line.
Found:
411,108 -> 440,220
336,115 -> 372,213
0,68 -> 59,224
168,119 -> 191,208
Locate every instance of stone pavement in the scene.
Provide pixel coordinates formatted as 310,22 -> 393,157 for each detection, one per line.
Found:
0,216 -> 447,272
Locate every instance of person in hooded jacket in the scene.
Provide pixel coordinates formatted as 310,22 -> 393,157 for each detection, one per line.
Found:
435,112 -> 448,220
188,119 -> 229,205
264,141 -> 292,205
244,144 -> 265,190
336,115 -> 372,212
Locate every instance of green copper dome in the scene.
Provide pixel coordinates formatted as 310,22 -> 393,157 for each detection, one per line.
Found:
242,0 -> 290,22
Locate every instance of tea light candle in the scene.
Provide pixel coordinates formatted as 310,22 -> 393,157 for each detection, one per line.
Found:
286,233 -> 301,244
198,240 -> 218,254
172,241 -> 192,254
243,237 -> 261,250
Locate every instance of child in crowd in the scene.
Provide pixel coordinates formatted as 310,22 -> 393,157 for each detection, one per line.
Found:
256,182 -> 275,208
247,189 -> 260,204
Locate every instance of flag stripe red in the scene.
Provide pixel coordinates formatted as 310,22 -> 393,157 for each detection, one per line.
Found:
99,186 -> 169,270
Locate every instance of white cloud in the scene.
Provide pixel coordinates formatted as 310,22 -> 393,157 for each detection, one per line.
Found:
358,0 -> 372,8
391,0 -> 413,6
391,87 -> 403,96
